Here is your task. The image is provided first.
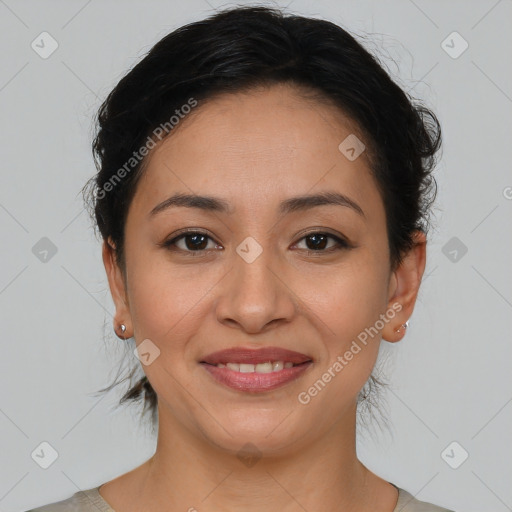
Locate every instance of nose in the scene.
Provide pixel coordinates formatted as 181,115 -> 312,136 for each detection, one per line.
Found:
215,246 -> 297,334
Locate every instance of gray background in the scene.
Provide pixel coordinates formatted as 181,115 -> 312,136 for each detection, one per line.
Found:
1,1 -> 511,511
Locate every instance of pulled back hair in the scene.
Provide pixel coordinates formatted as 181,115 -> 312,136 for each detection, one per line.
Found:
83,5 -> 442,430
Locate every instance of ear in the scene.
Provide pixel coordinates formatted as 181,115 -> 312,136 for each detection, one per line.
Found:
102,238 -> 132,338
382,230 -> 427,342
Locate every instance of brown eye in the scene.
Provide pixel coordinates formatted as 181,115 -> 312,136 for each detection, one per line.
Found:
163,231 -> 220,253
294,232 -> 349,253
162,230 -> 350,256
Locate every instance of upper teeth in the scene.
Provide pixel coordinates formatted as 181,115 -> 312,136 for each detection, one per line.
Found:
217,361 -> 295,373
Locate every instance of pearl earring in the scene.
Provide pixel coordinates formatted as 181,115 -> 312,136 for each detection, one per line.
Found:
115,323 -> 127,340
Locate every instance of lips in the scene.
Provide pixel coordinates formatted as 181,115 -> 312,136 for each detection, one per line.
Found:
201,361 -> 313,392
200,347 -> 312,366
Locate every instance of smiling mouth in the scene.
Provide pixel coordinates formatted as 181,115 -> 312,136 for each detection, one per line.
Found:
200,360 -> 311,373
199,346 -> 313,392
199,360 -> 313,393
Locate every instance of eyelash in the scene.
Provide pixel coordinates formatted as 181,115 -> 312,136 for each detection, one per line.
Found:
161,229 -> 351,257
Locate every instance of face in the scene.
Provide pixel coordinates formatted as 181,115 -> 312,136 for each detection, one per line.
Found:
104,83 -> 425,456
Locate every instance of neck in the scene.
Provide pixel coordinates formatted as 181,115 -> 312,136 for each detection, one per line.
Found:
125,401 -> 390,512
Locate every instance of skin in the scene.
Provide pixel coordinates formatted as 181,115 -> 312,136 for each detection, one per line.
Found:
100,83 -> 426,512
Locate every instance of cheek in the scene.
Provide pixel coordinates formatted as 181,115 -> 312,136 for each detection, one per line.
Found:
126,253 -> 221,348
316,254 -> 389,338
300,268 -> 389,412
304,251 -> 390,399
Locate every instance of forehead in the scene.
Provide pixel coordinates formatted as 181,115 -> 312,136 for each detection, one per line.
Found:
130,83 -> 383,221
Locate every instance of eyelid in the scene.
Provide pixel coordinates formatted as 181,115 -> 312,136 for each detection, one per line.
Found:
293,227 -> 351,244
161,228 -> 221,250
161,228 -> 353,254
291,232 -> 351,254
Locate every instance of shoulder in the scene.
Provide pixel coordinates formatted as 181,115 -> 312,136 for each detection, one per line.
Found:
395,487 -> 455,512
24,486 -> 114,512
25,484 -> 455,512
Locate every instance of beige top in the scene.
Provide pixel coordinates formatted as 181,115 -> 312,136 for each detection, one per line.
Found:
25,482 -> 455,511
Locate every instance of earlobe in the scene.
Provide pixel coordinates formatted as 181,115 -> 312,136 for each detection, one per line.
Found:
382,230 -> 427,342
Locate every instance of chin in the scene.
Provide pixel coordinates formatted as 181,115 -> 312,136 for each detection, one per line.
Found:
199,412 -> 310,457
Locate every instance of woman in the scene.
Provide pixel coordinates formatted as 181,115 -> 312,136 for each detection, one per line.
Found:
27,5 -> 452,511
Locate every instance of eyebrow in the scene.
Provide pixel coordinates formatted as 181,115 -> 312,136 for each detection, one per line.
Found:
149,191 -> 365,218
